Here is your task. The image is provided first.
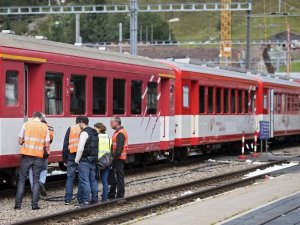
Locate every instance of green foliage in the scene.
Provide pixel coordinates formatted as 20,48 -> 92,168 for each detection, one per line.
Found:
0,0 -> 300,44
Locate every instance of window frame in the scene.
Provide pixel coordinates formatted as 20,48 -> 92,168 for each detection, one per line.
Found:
113,78 -> 126,115
92,76 -> 107,115
45,72 -> 64,115
5,70 -> 19,107
130,80 -> 143,115
70,74 -> 87,115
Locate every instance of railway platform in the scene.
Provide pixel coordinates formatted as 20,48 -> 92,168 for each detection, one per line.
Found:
132,166 -> 300,225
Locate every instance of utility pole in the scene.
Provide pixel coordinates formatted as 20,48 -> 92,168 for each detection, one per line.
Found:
246,0 -> 252,69
75,14 -> 81,43
119,23 -> 122,53
287,23 -> 291,78
130,0 -> 138,55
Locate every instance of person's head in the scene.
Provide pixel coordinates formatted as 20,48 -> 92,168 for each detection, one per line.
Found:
75,116 -> 82,124
32,112 -> 43,122
110,116 -> 121,130
94,123 -> 106,134
78,116 -> 89,130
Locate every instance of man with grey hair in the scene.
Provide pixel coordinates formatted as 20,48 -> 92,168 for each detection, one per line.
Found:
28,113 -> 54,197
108,116 -> 128,199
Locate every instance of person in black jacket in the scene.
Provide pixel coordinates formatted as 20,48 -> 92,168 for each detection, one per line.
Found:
75,116 -> 99,206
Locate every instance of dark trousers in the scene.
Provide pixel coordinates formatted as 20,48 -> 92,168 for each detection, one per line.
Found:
15,155 -> 43,208
109,159 -> 125,198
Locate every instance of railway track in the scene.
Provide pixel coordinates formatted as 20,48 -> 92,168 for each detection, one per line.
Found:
0,155 -> 221,198
12,159 -> 295,225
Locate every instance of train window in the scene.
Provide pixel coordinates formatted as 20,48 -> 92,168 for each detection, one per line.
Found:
216,88 -> 221,113
231,89 -> 236,113
170,84 -> 175,110
147,82 -> 157,114
5,71 -> 18,106
199,86 -> 205,113
282,94 -> 285,113
93,77 -> 106,115
183,86 -> 189,108
70,75 -> 86,115
224,88 -> 229,113
244,90 -> 249,113
208,87 -> 214,113
277,94 -> 281,113
250,90 -> 255,113
263,93 -> 268,110
298,95 -> 300,112
238,90 -> 243,113
113,79 -> 126,114
131,80 -> 142,114
290,95 -> 295,112
287,95 -> 290,112
45,73 -> 63,115
273,93 -> 277,113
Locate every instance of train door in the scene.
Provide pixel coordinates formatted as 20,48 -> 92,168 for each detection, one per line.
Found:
262,88 -> 274,138
159,77 -> 175,150
24,64 -> 28,120
181,80 -> 192,145
269,89 -> 274,138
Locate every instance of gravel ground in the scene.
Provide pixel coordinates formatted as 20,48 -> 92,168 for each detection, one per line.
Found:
1,145 -> 299,225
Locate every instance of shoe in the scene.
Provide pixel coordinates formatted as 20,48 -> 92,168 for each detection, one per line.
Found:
75,202 -> 89,208
64,202 -> 70,205
14,206 -> 21,210
39,182 -> 47,197
32,206 -> 41,210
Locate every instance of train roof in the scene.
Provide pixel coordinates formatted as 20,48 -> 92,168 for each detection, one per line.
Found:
166,61 -> 300,89
251,74 -> 300,88
0,33 -> 170,70
166,61 -> 257,82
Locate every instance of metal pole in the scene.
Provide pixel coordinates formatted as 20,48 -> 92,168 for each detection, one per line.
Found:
119,23 -> 122,53
146,25 -> 148,42
245,0 -> 252,69
130,0 -> 138,55
139,25 -> 143,42
278,0 -> 282,13
75,14 -> 81,43
168,23 -> 171,41
151,24 -> 153,43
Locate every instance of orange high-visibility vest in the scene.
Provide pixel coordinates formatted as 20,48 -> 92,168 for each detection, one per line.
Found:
68,125 -> 81,153
112,128 -> 128,160
20,121 -> 48,158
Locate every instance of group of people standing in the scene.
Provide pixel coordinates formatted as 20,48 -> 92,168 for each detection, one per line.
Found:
14,112 -> 128,210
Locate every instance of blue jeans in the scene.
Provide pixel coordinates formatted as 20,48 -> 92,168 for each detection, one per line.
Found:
78,161 -> 98,204
65,160 -> 80,203
29,158 -> 48,190
100,168 -> 110,202
15,155 -> 43,208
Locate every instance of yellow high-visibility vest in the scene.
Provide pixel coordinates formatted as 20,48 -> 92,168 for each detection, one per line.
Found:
98,133 -> 111,159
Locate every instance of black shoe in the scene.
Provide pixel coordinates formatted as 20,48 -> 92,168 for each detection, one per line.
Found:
32,206 -> 41,210
39,182 -> 47,197
14,206 -> 21,210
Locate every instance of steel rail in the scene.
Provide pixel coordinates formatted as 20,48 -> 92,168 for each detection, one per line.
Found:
13,159 -> 290,225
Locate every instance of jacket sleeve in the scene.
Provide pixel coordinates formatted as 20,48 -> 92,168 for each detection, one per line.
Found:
114,133 -> 125,158
62,127 -> 71,162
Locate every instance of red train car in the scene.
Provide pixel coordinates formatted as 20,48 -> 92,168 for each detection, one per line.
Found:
167,62 -> 259,157
0,34 -> 175,184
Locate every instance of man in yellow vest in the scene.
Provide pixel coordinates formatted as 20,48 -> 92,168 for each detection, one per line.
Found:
108,117 -> 128,199
14,112 -> 50,210
63,116 -> 82,205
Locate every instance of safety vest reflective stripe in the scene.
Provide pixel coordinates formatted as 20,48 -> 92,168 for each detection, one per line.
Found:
112,128 -> 128,160
69,125 -> 81,153
20,121 -> 48,158
98,134 -> 111,158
